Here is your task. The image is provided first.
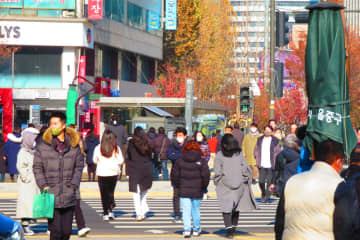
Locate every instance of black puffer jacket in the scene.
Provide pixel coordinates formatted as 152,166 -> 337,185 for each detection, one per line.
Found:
171,150 -> 210,199
33,127 -> 84,208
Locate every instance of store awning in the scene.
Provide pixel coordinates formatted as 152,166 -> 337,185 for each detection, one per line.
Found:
144,106 -> 174,118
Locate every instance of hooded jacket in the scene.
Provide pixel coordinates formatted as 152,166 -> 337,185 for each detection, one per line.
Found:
171,150 -> 210,199
33,127 -> 84,208
4,133 -> 22,175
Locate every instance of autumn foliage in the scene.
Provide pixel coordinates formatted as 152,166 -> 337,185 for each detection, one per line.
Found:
157,0 -> 235,106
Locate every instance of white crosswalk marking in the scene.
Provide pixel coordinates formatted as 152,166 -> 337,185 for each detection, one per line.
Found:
83,198 -> 277,230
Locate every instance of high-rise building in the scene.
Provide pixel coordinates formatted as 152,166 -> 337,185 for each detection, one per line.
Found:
230,0 -> 315,86
343,0 -> 360,34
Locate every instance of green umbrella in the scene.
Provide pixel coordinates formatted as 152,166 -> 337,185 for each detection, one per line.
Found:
303,3 -> 357,159
66,84 -> 78,126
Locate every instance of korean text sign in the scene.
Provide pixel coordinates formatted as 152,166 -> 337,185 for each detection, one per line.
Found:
88,0 -> 103,20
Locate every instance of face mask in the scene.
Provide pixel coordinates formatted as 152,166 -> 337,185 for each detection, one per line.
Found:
51,127 -> 63,136
264,132 -> 272,137
275,134 -> 282,140
250,128 -> 257,133
176,137 -> 184,144
196,136 -> 203,142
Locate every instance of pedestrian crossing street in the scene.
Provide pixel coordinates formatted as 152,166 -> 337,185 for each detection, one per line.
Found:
0,198 -> 278,234
83,198 -> 277,232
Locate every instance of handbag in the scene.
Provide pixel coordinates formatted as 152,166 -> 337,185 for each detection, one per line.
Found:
33,189 -> 55,219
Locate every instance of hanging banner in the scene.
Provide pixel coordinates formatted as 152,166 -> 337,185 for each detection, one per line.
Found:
148,11 -> 160,30
165,0 -> 177,30
78,56 -> 86,84
88,0 -> 103,20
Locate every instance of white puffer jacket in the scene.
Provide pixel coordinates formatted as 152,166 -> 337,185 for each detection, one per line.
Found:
281,161 -> 343,240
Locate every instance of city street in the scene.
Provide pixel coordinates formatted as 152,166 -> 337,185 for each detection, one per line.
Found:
0,181 -> 276,239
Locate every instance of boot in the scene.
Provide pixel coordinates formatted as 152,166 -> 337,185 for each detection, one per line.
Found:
259,182 -> 266,202
225,227 -> 234,239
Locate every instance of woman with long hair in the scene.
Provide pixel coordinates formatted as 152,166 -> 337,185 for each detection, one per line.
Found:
93,130 -> 124,221
126,127 -> 153,221
214,134 -> 257,239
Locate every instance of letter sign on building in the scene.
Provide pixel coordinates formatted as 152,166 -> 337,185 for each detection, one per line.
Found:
88,0 -> 103,20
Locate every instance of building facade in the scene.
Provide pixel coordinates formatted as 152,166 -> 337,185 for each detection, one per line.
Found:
343,0 -> 360,34
230,0 -> 317,87
0,0 -> 163,136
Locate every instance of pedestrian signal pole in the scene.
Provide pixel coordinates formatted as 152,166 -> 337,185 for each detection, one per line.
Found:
270,0 -> 276,119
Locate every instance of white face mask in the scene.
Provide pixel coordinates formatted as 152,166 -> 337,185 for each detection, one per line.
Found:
250,128 -> 257,133
196,136 -> 203,142
176,137 -> 184,144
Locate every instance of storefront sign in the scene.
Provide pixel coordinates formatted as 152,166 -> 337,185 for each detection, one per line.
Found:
0,0 -> 22,8
78,56 -> 86,83
30,105 -> 40,128
0,21 -> 94,48
0,0 -> 75,9
165,0 -> 177,30
88,0 -> 103,20
0,89 -> 13,142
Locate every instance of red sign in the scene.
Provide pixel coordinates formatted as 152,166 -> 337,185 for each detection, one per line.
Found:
88,0 -> 103,20
0,89 -> 13,142
78,56 -> 86,83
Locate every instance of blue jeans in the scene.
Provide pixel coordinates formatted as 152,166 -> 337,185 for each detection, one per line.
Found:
161,160 -> 169,180
180,197 -> 202,232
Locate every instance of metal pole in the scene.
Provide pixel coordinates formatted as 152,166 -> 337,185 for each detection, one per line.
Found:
269,0 -> 275,119
264,0 -> 270,85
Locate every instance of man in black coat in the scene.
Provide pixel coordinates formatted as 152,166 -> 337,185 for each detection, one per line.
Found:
33,112 -> 84,240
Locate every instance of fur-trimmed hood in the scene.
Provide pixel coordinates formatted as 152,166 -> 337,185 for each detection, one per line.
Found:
43,127 -> 81,148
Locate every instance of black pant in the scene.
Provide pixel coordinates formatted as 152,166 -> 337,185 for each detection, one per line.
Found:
173,187 -> 181,217
222,211 -> 240,228
75,199 -> 85,230
87,164 -> 97,181
259,168 -> 274,200
98,175 -> 118,215
48,207 -> 74,240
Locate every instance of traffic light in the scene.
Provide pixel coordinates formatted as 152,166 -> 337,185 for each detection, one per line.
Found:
276,12 -> 290,47
274,62 -> 284,98
240,86 -> 250,113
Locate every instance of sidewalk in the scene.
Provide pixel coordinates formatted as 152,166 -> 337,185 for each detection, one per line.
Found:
0,180 -> 262,199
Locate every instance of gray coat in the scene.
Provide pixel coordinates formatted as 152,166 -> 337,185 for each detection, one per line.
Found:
214,151 -> 257,213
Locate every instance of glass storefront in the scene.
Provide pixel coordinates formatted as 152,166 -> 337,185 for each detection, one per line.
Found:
0,47 -> 62,89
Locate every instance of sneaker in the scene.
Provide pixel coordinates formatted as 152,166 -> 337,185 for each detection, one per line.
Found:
78,227 -> 91,237
203,194 -> 209,200
193,229 -> 201,237
136,215 -> 145,221
225,228 -> 234,239
173,216 -> 182,223
103,215 -> 110,221
47,230 -> 50,235
23,226 -> 34,236
108,212 -> 115,220
183,231 -> 191,238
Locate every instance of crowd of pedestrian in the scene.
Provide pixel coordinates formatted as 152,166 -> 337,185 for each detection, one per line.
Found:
2,113 -> 360,239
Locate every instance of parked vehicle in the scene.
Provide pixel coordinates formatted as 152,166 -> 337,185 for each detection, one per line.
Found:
0,214 -> 24,240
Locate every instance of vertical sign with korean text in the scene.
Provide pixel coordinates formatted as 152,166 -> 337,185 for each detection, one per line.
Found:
165,0 -> 177,30
88,0 -> 103,20
148,11 -> 160,30
78,56 -> 86,84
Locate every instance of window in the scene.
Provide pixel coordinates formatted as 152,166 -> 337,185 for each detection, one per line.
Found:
0,56 -> 12,88
105,0 -> 124,22
14,47 -> 62,88
122,52 -> 137,82
102,47 -> 118,80
127,3 -> 145,30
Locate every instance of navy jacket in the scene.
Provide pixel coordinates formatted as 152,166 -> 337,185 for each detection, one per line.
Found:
167,139 -> 187,163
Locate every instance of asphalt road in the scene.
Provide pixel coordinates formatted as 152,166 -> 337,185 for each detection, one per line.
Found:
0,197 -> 276,239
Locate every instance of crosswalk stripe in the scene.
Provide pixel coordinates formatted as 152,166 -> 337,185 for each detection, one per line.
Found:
113,225 -> 274,229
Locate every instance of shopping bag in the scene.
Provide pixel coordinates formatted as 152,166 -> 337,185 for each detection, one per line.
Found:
33,190 -> 55,219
